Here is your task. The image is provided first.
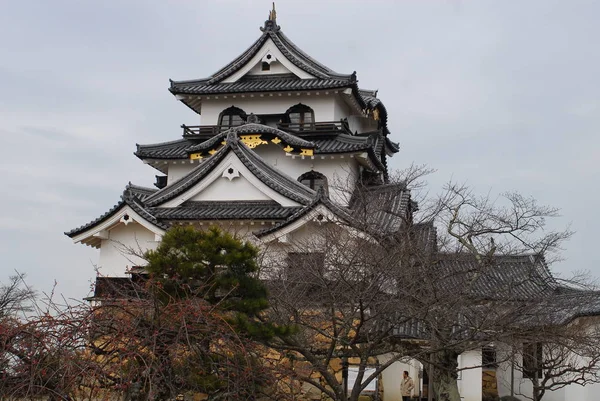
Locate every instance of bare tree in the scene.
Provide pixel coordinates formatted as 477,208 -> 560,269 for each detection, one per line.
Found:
257,170 -> 600,401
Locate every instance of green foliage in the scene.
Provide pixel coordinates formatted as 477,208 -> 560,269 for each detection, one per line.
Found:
145,226 -> 267,315
143,226 -> 292,340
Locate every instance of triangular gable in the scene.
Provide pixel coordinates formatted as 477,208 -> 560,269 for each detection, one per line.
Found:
66,184 -> 167,248
145,130 -> 316,208
160,151 -> 303,208
255,190 -> 373,244
69,204 -> 165,248
170,15 -> 355,93
221,38 -> 314,83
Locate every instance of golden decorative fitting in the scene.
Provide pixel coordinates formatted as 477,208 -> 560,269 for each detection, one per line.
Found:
372,108 -> 380,121
240,134 -> 268,148
190,153 -> 203,160
221,140 -> 227,145
300,148 -> 314,156
283,145 -> 294,153
208,149 -> 218,155
271,137 -> 282,144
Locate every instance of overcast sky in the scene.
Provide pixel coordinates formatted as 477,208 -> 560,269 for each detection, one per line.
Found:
0,0 -> 598,301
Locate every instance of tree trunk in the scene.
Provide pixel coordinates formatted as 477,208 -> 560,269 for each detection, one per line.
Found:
431,351 -> 461,401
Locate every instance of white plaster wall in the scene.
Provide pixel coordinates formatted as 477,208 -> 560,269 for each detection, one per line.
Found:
167,163 -> 194,184
222,38 -> 314,82
333,94 -> 352,121
458,350 -> 482,401
97,223 -> 158,277
201,95 -> 337,126
253,143 -> 359,205
378,354 -> 421,401
347,115 -> 379,135
495,343 -> 600,401
191,174 -> 272,202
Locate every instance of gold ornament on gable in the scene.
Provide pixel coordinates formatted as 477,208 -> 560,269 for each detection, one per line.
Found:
372,108 -> 380,121
240,134 -> 268,148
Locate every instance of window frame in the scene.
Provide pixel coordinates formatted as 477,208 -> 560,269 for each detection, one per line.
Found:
523,342 -> 543,380
285,103 -> 314,129
218,106 -> 247,128
297,171 -> 328,193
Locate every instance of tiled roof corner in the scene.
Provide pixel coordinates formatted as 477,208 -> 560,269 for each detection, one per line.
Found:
65,184 -> 167,238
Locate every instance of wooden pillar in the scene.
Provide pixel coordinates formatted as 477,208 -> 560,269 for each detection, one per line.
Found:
428,363 -> 433,401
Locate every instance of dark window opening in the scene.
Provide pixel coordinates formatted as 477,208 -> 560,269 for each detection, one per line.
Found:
154,175 -> 167,189
218,106 -> 247,128
482,346 -> 498,368
298,171 -> 328,193
285,103 -> 314,130
261,62 -> 270,71
523,342 -> 543,380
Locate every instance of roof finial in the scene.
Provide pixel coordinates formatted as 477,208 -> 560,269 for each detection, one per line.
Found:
261,3 -> 280,32
269,2 -> 276,22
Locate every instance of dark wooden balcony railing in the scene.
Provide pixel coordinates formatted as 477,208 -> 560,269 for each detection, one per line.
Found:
181,124 -> 228,137
277,121 -> 351,134
181,120 -> 352,138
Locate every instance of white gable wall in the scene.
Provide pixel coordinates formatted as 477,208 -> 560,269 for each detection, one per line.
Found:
247,60 -> 291,76
160,151 -> 302,208
191,173 -> 272,202
97,223 -> 158,277
222,38 -> 314,83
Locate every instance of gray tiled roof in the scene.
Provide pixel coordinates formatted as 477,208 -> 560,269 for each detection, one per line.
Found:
171,20 -> 354,93
151,201 -> 301,221
431,253 -> 558,300
390,254 -> 563,339
349,183 -> 412,234
257,182 -> 414,238
135,125 -> 389,165
135,138 -> 196,160
65,183 -> 167,238
185,124 -> 315,153
144,130 -> 315,207
311,134 -> 372,153
170,75 -> 354,96
254,188 -> 357,237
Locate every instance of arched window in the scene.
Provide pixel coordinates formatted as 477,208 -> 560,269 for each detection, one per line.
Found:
286,104 -> 314,129
218,106 -> 247,128
298,171 -> 328,192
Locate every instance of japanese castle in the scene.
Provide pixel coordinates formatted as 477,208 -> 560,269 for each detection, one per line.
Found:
66,7 -> 402,278
65,7 -> 600,401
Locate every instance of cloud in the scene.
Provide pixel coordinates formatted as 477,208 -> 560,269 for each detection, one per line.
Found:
0,0 -> 598,299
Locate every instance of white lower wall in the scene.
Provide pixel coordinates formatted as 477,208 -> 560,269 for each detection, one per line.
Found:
97,222 -> 158,276
458,350 -> 482,401
378,354 -> 421,401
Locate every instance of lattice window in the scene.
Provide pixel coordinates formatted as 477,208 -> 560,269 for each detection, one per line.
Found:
298,171 -> 328,193
219,106 -> 247,127
285,103 -> 314,129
